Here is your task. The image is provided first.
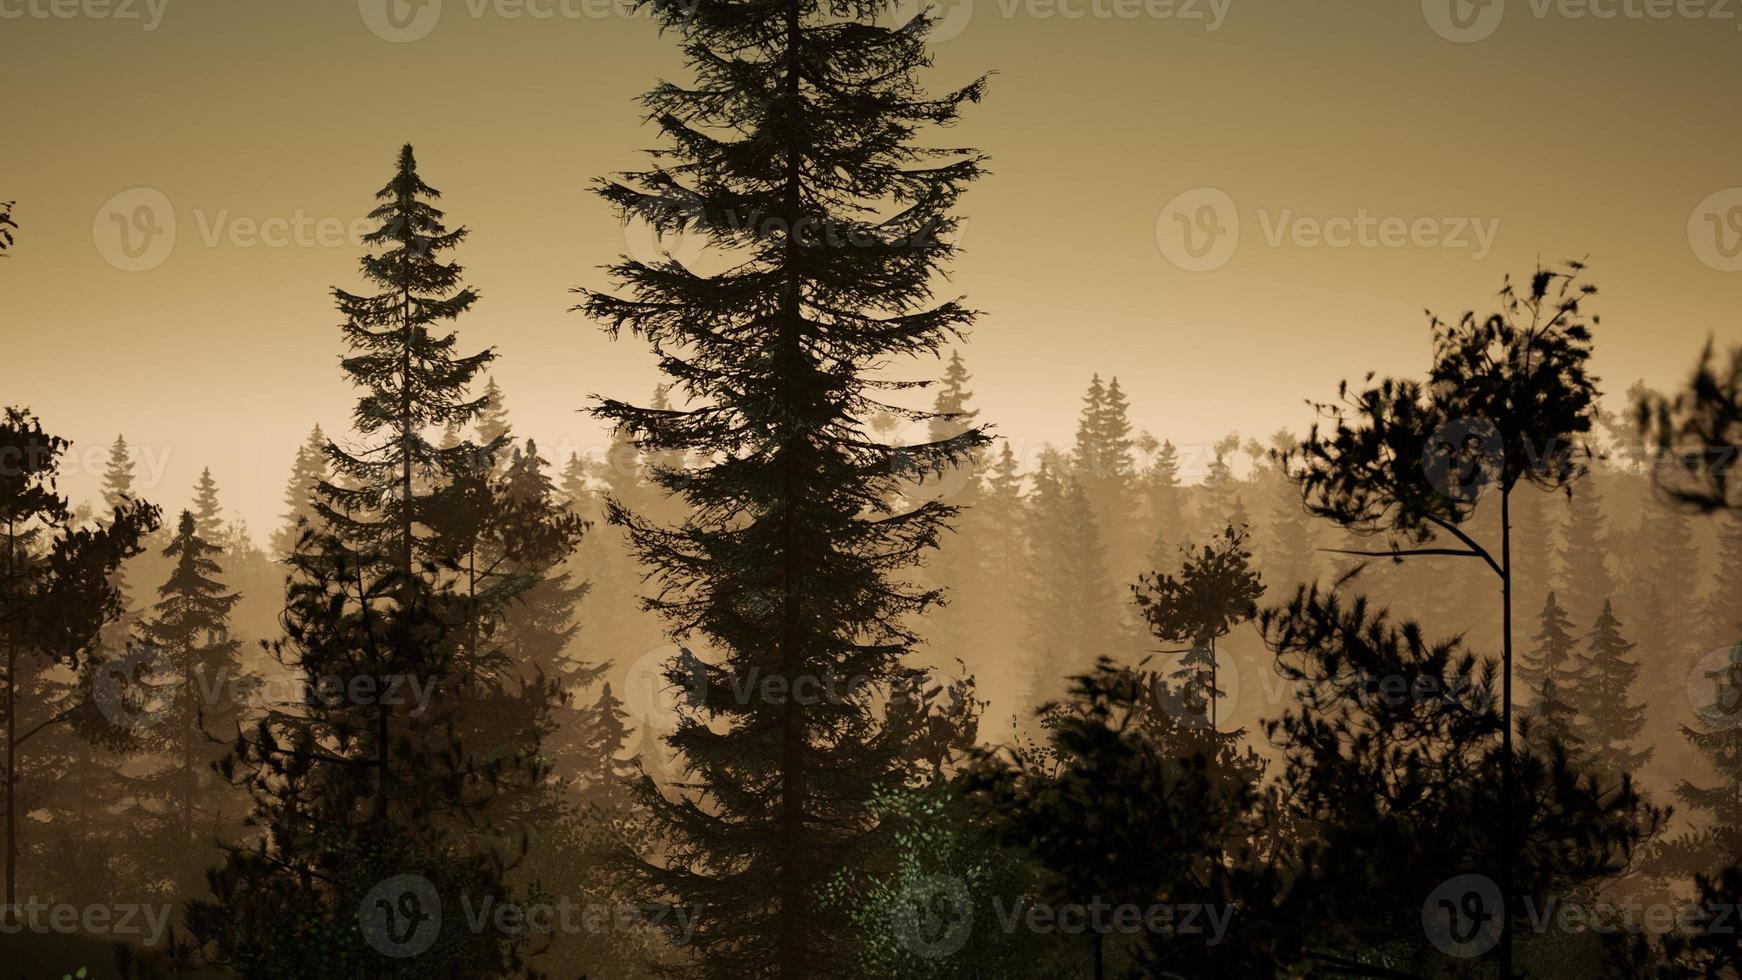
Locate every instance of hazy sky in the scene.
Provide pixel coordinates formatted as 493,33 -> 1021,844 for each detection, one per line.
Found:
6,0 -> 1741,534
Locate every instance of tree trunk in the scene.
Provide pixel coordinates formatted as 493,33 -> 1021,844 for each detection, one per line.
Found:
1499,486 -> 1515,979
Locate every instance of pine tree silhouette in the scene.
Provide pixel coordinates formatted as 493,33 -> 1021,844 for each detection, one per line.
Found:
1281,264 -> 1602,976
125,510 -> 254,904
1576,600 -> 1649,777
271,425 -> 329,559
1556,470 -> 1616,631
1518,591 -> 1582,753
0,408 -> 158,910
1074,376 -> 1141,583
190,148 -> 539,977
575,0 -> 988,964
1022,453 -> 1119,710
1132,524 -> 1264,736
191,468 -> 224,545
1260,584 -> 1663,975
1142,437 -> 1188,568
314,143 -> 500,584
1703,512 -> 1742,653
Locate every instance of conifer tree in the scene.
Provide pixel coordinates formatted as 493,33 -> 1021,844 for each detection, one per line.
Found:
473,377 -> 513,469
955,441 -> 1025,722
976,442 -> 1025,585
1072,376 -> 1139,575
1518,591 -> 1581,752
1556,472 -> 1616,631
920,351 -> 982,669
1260,585 -> 1663,974
1022,455 -> 1120,709
191,147 -> 539,977
1142,437 -> 1187,568
125,510 -> 253,904
191,532 -> 538,977
473,439 -> 594,790
1578,600 -> 1650,777
0,408 -> 158,909
272,425 -> 329,559
313,143 -> 500,583
573,681 -> 636,809
576,0 -> 988,966
1631,493 -> 1698,654
1200,433 -> 1245,531
102,434 -> 137,516
191,467 -> 224,545
1664,640 -> 1742,873
1703,511 -> 1742,653
98,435 -> 143,653
1263,440 -> 1318,590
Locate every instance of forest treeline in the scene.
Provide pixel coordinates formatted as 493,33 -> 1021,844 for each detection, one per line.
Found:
9,0 -> 1742,977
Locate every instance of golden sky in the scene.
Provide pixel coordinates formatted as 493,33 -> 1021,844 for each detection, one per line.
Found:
5,0 -> 1741,533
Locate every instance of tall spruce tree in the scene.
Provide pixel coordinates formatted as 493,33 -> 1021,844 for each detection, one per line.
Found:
1577,600 -> 1650,778
125,510 -> 253,905
314,143 -> 501,581
191,468 -> 225,545
190,146 -> 539,977
272,425 -> 329,559
1263,430 -> 1318,590
1200,433 -> 1245,532
1022,455 -> 1120,710
1664,640 -> 1742,874
475,376 -> 512,451
575,0 -> 988,967
920,351 -> 982,670
1518,591 -> 1582,753
1072,375 -> 1139,579
1704,512 -> 1742,653
1142,437 -> 1187,568
1556,471 -> 1615,631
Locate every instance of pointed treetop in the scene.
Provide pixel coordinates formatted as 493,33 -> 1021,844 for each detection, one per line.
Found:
193,467 -> 224,543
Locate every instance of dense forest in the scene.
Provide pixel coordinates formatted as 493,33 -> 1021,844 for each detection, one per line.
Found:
8,3 -> 1742,979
